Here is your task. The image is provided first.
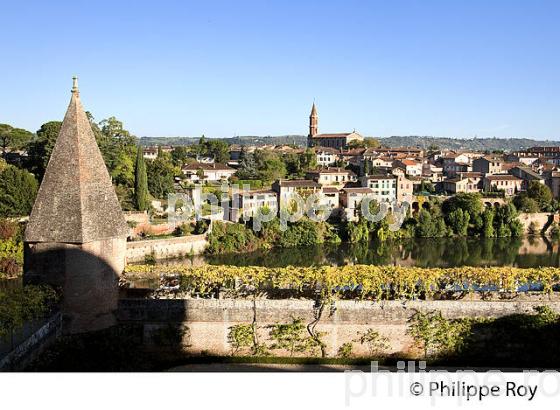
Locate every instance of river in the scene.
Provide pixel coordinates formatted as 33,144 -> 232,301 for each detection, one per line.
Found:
160,236 -> 560,268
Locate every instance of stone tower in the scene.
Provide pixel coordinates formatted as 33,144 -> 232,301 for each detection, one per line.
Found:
24,77 -> 129,334
308,102 -> 318,147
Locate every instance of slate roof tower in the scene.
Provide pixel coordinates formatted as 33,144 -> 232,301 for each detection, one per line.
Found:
24,77 -> 129,334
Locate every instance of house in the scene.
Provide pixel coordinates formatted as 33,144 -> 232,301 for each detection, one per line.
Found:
441,152 -> 471,166
305,167 -> 357,186
339,187 -> 374,221
360,174 -> 397,204
504,154 -> 539,166
483,174 -> 522,196
367,147 -> 424,159
393,159 -> 423,177
319,187 -> 340,211
443,173 -> 483,194
443,161 -> 472,177
271,179 -> 322,209
369,156 -> 394,168
142,147 -> 158,160
508,166 -> 545,190
182,162 -> 236,182
396,175 -> 414,203
315,147 -> 339,167
517,146 -> 560,159
544,171 -> 560,199
473,156 -> 504,175
339,148 -> 366,166
229,189 -> 278,222
422,164 -> 444,182
195,155 -> 215,164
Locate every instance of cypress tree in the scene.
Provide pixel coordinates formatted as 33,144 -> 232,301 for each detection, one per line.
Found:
134,145 -> 149,211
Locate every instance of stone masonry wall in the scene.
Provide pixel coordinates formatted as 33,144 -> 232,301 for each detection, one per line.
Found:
125,235 -> 208,263
518,212 -> 557,234
118,299 -> 560,357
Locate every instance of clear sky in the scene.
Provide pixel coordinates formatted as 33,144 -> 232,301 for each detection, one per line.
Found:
1,0 -> 559,139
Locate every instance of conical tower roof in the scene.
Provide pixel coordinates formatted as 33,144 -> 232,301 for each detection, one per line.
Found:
310,102 -> 317,117
25,78 -> 129,243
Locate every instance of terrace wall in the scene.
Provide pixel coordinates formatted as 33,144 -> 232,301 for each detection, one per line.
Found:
117,298 -> 560,357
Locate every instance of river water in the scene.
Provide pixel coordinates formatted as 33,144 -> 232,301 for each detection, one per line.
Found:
162,236 -> 560,268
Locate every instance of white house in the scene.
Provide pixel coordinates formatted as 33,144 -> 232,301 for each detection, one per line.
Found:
315,148 -> 339,167
229,189 -> 278,221
182,162 -> 236,183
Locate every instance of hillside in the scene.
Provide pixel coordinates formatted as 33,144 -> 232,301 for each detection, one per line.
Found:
139,135 -> 560,152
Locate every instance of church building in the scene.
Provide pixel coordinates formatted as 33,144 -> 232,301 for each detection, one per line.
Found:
306,103 -> 364,149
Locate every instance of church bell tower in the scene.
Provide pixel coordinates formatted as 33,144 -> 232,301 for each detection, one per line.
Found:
308,102 -> 318,147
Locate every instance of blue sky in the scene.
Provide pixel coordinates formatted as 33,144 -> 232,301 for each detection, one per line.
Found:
1,0 -> 559,139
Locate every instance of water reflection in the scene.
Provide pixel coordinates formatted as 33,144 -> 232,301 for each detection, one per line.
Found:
204,237 -> 560,268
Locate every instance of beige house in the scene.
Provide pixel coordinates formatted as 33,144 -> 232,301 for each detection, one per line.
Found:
483,174 -> 522,196
396,175 -> 414,203
443,177 -> 481,194
305,167 -> 357,186
340,187 -> 374,221
473,156 -> 504,175
393,159 -> 422,177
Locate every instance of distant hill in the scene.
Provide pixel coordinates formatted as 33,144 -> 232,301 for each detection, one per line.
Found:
140,135 -> 560,152
379,136 -> 560,152
139,135 -> 307,147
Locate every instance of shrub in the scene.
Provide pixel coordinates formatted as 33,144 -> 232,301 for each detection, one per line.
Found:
126,264 -> 560,300
354,328 -> 389,356
173,223 -> 193,237
0,218 -> 18,240
227,324 -> 255,355
268,317 -> 319,357
337,342 -> 354,358
206,221 -> 260,254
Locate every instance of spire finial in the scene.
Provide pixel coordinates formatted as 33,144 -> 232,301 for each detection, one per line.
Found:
72,76 -> 79,94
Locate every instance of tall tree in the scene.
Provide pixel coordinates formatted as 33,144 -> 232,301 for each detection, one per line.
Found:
0,165 -> 38,217
134,146 -> 149,211
0,124 -> 34,157
26,121 -> 62,179
147,157 -> 176,199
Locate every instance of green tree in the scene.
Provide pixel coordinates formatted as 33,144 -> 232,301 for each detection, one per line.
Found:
447,209 -> 470,236
146,156 -> 176,199
97,116 -> 137,188
236,151 -> 259,180
526,181 -> 553,211
134,146 -> 149,211
26,121 -> 62,179
171,146 -> 189,166
513,195 -> 540,213
442,192 -> 482,217
0,124 -> 34,157
481,208 -> 495,237
254,151 -> 287,184
0,166 -> 38,217
347,137 -> 381,149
